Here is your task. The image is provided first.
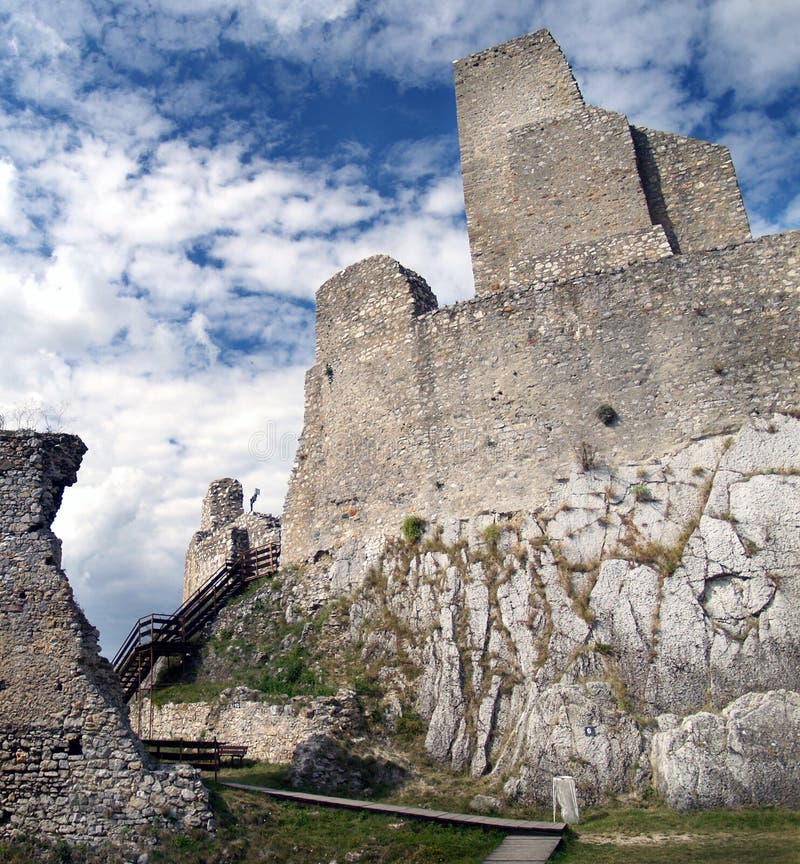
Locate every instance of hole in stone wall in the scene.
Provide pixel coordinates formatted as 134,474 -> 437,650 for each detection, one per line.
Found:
0,810 -> 10,825
67,736 -> 83,756
596,404 -> 619,427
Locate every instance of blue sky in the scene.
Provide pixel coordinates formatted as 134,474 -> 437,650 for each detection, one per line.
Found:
1,0 -> 798,654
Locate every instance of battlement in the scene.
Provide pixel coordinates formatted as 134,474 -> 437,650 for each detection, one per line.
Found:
281,31 -> 796,569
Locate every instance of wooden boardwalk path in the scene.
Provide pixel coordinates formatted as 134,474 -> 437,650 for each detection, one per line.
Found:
483,834 -> 562,862
222,783 -> 565,862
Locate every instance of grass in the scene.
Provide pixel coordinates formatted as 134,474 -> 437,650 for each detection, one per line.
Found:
3,765 -> 798,863
552,803 -> 800,863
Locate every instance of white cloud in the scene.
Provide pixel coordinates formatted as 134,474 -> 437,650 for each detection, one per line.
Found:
703,0 -> 800,102
0,159 -> 24,233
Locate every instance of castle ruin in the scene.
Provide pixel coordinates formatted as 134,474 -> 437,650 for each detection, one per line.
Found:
282,30 -> 798,571
0,431 -> 213,848
183,478 -> 280,601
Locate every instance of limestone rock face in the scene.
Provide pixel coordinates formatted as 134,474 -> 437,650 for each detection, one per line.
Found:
0,431 -> 213,848
328,415 -> 799,806
651,690 -> 800,809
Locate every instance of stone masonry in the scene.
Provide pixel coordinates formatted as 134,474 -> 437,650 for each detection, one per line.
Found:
454,30 -> 750,294
0,431 -> 213,848
183,478 -> 280,600
281,30 -> 798,570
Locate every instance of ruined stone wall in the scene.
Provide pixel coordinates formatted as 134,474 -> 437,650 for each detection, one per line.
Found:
453,30 -> 749,295
141,689 -> 363,765
283,232 -> 800,565
632,126 -> 751,253
184,478 -> 280,600
0,432 -> 212,848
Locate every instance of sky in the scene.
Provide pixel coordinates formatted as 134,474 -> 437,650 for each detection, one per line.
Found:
1,0 -> 798,655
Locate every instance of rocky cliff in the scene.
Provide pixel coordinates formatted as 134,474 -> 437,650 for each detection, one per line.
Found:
151,414 -> 799,810
338,413 -> 798,808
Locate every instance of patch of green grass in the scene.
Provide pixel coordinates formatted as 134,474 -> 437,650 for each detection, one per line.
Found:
254,643 -> 334,698
151,678 -> 236,706
551,805 -> 800,864
482,523 -> 502,547
401,515 -> 426,543
578,804 -> 799,834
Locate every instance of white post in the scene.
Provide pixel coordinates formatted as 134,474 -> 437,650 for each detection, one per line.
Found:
552,775 -> 580,824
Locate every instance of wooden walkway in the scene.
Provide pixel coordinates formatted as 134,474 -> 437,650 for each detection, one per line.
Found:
483,834 -> 561,862
222,783 -> 564,862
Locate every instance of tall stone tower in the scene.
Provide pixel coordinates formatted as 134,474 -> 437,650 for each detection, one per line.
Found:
454,30 -> 751,294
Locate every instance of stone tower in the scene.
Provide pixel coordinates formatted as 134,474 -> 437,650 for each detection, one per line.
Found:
454,30 -> 751,294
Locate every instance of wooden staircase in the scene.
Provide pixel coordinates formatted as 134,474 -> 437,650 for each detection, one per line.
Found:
112,543 -> 280,704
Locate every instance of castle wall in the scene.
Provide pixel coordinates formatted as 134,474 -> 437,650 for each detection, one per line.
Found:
0,432 -> 211,847
183,478 -> 280,600
508,108 -> 655,257
282,232 -> 800,565
632,127 -> 751,253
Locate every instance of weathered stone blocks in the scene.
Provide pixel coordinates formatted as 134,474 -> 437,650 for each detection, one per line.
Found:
0,431 -> 213,848
184,477 -> 280,600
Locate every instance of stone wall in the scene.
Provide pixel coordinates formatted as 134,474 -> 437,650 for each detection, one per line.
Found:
454,30 -> 584,295
453,30 -> 749,296
184,478 -> 280,600
0,431 -> 212,848
283,232 -> 800,567
142,689 -> 363,764
632,126 -> 751,254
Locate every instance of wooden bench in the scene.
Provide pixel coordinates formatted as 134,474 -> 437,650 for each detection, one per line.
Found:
219,743 -> 248,763
142,738 -> 221,779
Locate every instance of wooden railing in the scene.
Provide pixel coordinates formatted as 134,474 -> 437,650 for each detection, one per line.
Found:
112,542 -> 280,703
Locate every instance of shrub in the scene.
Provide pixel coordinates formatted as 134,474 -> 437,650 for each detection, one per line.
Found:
482,523 -> 501,547
596,403 -> 618,426
401,515 -> 425,543
632,483 -> 655,503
